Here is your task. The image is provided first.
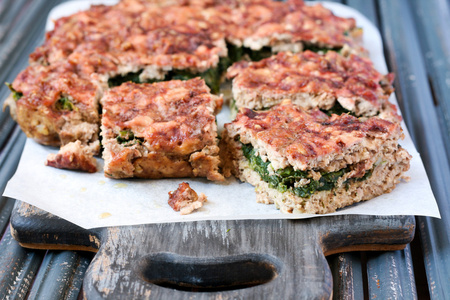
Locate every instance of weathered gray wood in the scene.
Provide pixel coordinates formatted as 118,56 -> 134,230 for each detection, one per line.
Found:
0,0 -> 61,150
329,253 -> 364,300
0,197 -> 15,235
27,250 -> 93,300
0,226 -> 45,299
378,0 -> 450,298
366,245 -> 418,299
409,0 -> 450,162
11,201 -> 415,299
0,127 -> 26,234
83,216 -> 413,300
0,127 -> 26,192
0,0 -> 31,44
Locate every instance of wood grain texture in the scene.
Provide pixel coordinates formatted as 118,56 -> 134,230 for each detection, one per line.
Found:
11,201 -> 415,299
329,253 -> 364,300
26,250 -> 94,300
378,0 -> 450,298
366,245 -> 418,299
0,226 -> 45,299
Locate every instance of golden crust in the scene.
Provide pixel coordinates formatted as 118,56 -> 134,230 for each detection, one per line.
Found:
221,102 -> 411,214
11,63 -> 101,150
29,0 -> 361,72
9,0 -> 370,174
30,3 -> 226,73
101,78 -> 224,180
228,51 -> 397,118
216,0 -> 360,50
225,100 -> 402,171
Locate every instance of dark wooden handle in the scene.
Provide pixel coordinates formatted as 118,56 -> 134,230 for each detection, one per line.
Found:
82,220 -> 333,299
10,201 -> 415,299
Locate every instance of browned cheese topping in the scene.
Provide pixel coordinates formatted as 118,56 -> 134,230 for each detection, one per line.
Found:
214,0 -> 360,50
102,78 -> 222,155
228,51 -> 395,113
168,182 -> 207,215
9,62 -> 100,148
29,2 -> 227,73
227,100 -> 401,170
12,62 -> 99,109
27,0 -> 359,72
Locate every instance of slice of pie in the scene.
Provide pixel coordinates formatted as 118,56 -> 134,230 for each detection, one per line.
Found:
101,78 -> 224,180
221,100 -> 411,214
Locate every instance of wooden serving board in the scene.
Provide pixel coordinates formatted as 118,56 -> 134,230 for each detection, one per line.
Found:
10,201 -> 415,299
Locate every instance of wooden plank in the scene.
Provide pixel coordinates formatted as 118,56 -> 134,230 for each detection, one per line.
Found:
366,245 -> 418,299
0,0 -> 61,88
65,252 -> 92,300
0,127 -> 25,234
0,226 -> 45,299
0,0 -> 31,44
0,197 -> 15,236
328,252 -> 365,300
27,251 -> 93,300
378,0 -> 450,298
11,201 -> 415,299
0,0 -> 61,150
409,0 -> 450,161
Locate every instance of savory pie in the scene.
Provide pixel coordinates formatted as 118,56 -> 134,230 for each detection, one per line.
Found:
101,78 -> 224,180
221,100 -> 411,214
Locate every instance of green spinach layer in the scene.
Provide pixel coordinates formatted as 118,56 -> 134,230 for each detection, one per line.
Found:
6,83 -> 22,101
320,101 -> 355,117
107,56 -> 231,93
241,143 -> 371,198
116,129 -> 144,146
107,43 -> 342,93
55,96 -> 77,111
231,99 -> 355,117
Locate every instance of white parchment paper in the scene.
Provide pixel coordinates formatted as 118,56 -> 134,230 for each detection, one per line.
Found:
3,1 -> 440,229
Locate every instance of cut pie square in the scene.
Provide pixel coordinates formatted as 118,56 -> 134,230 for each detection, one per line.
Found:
227,51 -> 399,121
101,78 -> 224,180
221,100 -> 411,214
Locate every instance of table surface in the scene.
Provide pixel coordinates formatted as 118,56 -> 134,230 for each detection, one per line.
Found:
0,0 -> 449,299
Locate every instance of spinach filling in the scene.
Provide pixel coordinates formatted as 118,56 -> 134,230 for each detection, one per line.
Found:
107,43 -> 343,93
55,96 -> 77,111
321,101 -> 355,117
241,143 -> 372,198
302,43 -> 342,54
108,72 -> 144,88
116,130 -> 144,146
6,83 -> 23,101
231,99 -> 354,117
226,43 -> 273,63
107,56 -> 230,93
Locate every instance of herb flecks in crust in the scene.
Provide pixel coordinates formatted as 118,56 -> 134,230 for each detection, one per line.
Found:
5,83 -> 22,101
116,130 -> 144,146
55,96 -> 77,111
